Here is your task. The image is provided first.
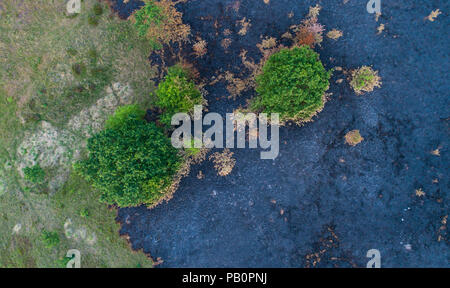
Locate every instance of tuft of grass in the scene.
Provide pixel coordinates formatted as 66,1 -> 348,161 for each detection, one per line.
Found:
345,130 -> 364,146
327,29 -> 343,40
209,149 -> 236,177
93,3 -> 103,16
71,63 -> 87,76
66,48 -> 78,56
193,39 -> 207,57
415,188 -> 426,197
350,66 -> 382,95
88,15 -> 100,26
426,9 -> 441,22
79,208 -> 90,218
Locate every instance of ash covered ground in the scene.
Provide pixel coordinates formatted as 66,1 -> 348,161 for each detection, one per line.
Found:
112,0 -> 449,267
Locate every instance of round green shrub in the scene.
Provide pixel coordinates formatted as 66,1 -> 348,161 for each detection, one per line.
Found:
88,15 -> 99,26
93,3 -> 103,16
41,231 -> 60,248
74,111 -> 181,207
251,46 -> 331,123
79,208 -> 90,218
23,164 -> 45,184
156,65 -> 203,126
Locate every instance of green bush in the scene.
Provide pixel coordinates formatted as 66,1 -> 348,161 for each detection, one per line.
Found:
156,65 -> 203,126
251,46 -> 331,123
105,104 -> 146,130
23,164 -> 45,184
74,112 -> 181,207
41,231 -> 60,248
66,48 -> 78,56
93,3 -> 103,16
87,48 -> 98,64
79,208 -> 90,218
71,63 -> 86,76
88,15 -> 99,26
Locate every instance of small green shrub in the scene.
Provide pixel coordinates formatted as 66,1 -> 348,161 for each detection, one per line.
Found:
71,63 -> 86,76
74,112 -> 181,207
87,48 -> 98,64
66,48 -> 78,56
93,3 -> 103,16
251,46 -> 331,123
41,231 -> 60,248
79,208 -> 89,218
350,66 -> 381,95
23,164 -> 45,184
105,104 -> 146,130
156,65 -> 203,126
88,15 -> 99,26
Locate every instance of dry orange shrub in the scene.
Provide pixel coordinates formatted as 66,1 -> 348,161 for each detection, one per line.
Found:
209,149 -> 236,177
193,39 -> 208,57
129,0 -> 191,48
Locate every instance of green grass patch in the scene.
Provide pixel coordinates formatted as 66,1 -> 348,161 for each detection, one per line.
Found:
0,0 -> 156,267
40,231 -> 60,248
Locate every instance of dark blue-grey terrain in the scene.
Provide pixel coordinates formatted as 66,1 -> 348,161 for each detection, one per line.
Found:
112,0 -> 449,267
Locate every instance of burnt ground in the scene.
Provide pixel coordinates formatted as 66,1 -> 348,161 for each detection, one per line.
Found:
112,0 -> 449,267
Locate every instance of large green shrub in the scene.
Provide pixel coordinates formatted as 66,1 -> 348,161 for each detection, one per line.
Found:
251,46 -> 331,123
156,65 -> 203,126
74,111 -> 181,207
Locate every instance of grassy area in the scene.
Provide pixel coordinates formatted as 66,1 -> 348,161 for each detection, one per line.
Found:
0,0 -> 156,267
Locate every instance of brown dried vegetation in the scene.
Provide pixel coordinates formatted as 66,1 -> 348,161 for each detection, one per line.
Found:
209,149 -> 236,177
